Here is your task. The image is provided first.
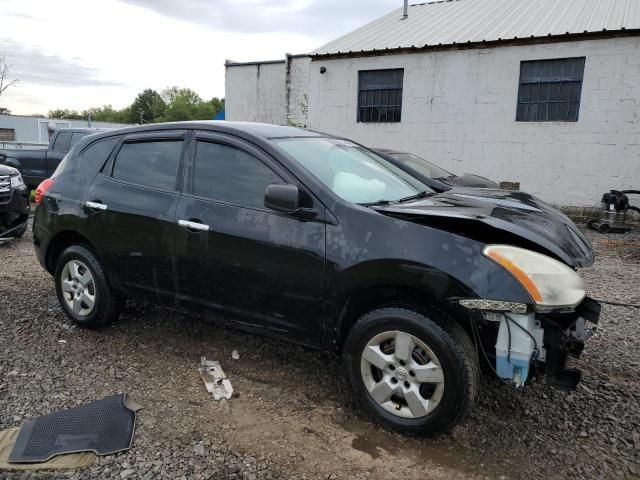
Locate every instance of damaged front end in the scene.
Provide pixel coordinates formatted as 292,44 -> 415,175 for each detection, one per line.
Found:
539,298 -> 600,390
460,245 -> 600,390
462,299 -> 600,390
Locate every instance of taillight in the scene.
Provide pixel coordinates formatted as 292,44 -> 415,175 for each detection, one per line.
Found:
35,178 -> 54,205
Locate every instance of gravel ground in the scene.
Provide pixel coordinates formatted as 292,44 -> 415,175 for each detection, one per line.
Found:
1,221 -> 639,480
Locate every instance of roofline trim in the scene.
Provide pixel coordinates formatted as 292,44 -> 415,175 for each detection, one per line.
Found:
225,59 -> 286,67
310,29 -> 640,59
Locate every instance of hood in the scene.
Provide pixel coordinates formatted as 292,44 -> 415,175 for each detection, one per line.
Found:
373,187 -> 595,268
0,164 -> 19,176
440,174 -> 500,189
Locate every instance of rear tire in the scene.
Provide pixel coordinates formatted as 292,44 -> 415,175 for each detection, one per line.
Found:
54,245 -> 123,329
344,307 -> 478,435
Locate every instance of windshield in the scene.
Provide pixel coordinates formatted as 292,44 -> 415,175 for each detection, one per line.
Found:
389,152 -> 453,179
275,138 -> 432,205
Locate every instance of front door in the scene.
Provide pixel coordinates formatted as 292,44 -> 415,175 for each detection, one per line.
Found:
174,132 -> 326,345
83,131 -> 187,303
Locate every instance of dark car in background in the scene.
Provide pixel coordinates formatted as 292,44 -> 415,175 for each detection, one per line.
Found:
0,164 -> 29,242
0,128 -> 108,189
33,122 -> 599,434
373,148 -> 500,191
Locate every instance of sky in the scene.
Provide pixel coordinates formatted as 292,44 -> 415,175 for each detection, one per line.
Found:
0,0 -> 400,115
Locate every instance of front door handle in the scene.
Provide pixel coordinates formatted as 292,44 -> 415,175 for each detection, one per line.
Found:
86,201 -> 108,211
178,219 -> 210,232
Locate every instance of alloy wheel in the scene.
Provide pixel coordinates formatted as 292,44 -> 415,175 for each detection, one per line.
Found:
60,259 -> 96,317
360,330 -> 445,419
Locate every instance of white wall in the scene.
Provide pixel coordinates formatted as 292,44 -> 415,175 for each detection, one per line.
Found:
308,37 -> 640,206
286,56 -> 311,128
225,62 -> 287,125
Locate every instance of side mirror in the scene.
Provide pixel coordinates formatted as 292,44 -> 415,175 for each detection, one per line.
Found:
264,183 -> 300,213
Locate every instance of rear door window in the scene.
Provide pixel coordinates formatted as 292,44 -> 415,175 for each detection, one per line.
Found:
52,132 -> 71,152
112,140 -> 183,191
192,140 -> 282,209
82,137 -> 120,171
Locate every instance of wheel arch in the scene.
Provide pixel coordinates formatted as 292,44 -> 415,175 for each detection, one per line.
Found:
45,230 -> 97,274
332,282 -> 473,354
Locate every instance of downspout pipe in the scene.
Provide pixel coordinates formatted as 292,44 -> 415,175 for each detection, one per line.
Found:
403,0 -> 409,19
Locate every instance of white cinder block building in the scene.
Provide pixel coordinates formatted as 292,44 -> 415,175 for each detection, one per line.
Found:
225,0 -> 640,207
225,55 -> 311,128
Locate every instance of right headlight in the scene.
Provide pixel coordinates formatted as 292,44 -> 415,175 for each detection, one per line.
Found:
10,173 -> 25,188
483,245 -> 585,310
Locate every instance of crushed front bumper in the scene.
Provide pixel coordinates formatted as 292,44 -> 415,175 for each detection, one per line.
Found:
465,296 -> 601,390
540,297 -> 601,390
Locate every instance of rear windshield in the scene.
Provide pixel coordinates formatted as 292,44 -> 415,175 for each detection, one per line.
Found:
275,137 -> 432,205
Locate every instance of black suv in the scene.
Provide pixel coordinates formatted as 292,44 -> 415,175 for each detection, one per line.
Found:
0,164 -> 29,241
33,122 -> 600,434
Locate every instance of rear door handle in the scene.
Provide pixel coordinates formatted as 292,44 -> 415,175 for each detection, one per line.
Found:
178,219 -> 210,232
86,201 -> 108,211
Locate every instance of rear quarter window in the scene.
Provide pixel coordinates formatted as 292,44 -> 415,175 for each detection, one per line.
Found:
81,137 -> 120,171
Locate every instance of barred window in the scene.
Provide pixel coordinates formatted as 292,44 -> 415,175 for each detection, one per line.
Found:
0,128 -> 15,141
516,58 -> 585,122
358,69 -> 403,123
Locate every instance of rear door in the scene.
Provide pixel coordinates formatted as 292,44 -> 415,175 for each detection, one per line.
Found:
83,130 -> 187,302
174,132 -> 326,345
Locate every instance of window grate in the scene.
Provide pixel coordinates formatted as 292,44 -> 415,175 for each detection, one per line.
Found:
358,69 -> 403,123
0,128 -> 15,142
516,57 -> 585,122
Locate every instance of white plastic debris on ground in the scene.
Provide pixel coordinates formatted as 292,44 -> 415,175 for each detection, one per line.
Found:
198,357 -> 233,400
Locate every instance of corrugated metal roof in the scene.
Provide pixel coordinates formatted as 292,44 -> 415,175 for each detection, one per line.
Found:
312,0 -> 640,56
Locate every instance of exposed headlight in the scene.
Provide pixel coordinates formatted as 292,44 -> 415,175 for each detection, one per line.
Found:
10,174 -> 25,188
483,245 -> 585,309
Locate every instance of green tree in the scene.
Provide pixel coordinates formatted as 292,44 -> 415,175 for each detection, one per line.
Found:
159,87 -> 224,122
45,88 -> 223,125
48,109 -> 84,120
159,87 -> 200,122
83,105 -> 130,123
0,106 -> 10,114
129,89 -> 166,124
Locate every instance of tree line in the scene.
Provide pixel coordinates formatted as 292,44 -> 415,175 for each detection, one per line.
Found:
47,87 -> 224,124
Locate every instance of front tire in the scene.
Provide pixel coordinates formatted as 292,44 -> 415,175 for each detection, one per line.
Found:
54,245 -> 123,329
344,307 -> 478,435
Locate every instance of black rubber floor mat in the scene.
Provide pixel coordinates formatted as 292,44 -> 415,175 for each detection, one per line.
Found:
9,394 -> 138,463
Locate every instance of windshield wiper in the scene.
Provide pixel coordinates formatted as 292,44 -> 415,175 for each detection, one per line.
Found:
396,191 -> 432,203
360,199 -> 392,207
360,191 -> 433,207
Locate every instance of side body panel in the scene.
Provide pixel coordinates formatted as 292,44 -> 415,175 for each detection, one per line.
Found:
321,202 -> 533,348
173,132 -> 327,345
82,173 -> 180,302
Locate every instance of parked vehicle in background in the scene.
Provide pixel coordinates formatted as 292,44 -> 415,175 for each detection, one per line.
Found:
0,164 -> 29,242
33,122 -> 599,434
0,128 -> 109,190
373,148 -> 500,191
